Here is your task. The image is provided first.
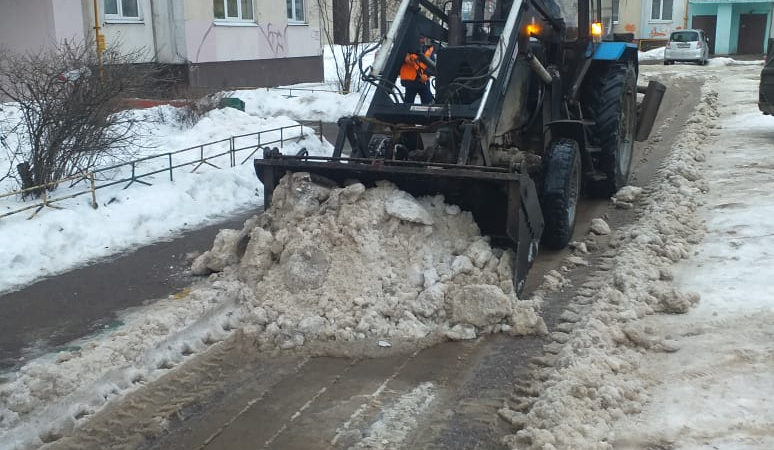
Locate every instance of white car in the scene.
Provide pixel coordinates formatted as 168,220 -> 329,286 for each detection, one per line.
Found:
664,29 -> 710,65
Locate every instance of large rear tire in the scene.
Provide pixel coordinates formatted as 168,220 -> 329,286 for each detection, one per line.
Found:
588,63 -> 637,197
541,139 -> 581,250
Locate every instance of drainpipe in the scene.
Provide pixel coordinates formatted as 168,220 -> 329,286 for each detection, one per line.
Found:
684,0 -> 690,29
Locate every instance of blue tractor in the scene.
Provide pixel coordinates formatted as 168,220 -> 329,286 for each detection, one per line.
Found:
255,0 -> 665,293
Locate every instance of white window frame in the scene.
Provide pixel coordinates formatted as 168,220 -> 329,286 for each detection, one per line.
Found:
287,0 -> 306,24
104,0 -> 143,23
214,0 -> 256,25
650,0 -> 673,22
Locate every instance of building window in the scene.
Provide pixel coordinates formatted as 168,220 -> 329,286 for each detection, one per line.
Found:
651,0 -> 673,21
214,0 -> 254,21
104,0 -> 141,20
612,0 -> 619,23
287,0 -> 305,23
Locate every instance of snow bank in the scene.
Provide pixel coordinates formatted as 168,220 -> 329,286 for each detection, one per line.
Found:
708,57 -> 763,67
610,68 -> 774,448
637,45 -> 763,67
638,47 -> 665,62
499,80 -> 718,448
235,88 -> 361,123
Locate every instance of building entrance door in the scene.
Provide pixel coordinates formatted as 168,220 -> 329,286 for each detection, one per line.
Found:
738,14 -> 766,54
692,15 -> 717,54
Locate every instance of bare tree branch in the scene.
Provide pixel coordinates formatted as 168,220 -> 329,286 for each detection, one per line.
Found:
317,0 -> 372,94
0,39 -> 175,197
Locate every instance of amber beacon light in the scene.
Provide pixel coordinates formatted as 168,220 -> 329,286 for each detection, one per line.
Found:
591,22 -> 603,43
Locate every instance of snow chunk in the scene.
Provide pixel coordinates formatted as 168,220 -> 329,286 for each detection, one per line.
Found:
614,186 -> 643,203
191,229 -> 242,274
281,242 -> 331,292
589,218 -> 611,235
465,239 -> 493,268
449,284 -> 512,327
446,324 -> 478,340
385,191 -> 434,225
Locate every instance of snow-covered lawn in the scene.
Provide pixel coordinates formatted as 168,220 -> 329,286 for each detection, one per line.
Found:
0,106 -> 333,295
0,44 -> 379,295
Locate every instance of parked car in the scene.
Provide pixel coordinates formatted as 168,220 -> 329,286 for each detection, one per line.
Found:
759,39 -> 774,115
664,30 -> 710,65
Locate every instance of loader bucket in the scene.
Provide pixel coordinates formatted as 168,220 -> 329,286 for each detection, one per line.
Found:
254,155 -> 544,293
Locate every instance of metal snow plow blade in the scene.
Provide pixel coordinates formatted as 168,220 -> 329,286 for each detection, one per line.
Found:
254,153 -> 544,293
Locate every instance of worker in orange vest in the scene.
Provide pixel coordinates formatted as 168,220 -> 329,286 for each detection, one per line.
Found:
400,34 -> 435,104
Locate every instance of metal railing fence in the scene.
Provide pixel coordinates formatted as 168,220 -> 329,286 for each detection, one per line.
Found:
0,120 -> 323,220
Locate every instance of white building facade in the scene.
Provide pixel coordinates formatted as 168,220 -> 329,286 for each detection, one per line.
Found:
0,0 -> 324,91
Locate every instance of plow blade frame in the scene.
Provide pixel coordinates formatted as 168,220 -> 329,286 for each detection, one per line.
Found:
254,155 -> 544,293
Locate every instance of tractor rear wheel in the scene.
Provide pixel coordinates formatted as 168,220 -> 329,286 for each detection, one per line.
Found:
541,139 -> 581,250
589,63 -> 637,197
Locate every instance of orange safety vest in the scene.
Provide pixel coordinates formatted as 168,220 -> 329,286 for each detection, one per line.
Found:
400,45 -> 434,82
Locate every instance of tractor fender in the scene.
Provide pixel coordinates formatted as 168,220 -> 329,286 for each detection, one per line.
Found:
592,42 -> 639,64
546,119 -> 586,153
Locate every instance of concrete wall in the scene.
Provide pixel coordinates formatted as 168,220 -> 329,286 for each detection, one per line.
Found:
52,0 -> 89,43
184,0 -> 322,64
150,0 -> 187,63
189,56 -> 323,88
0,0 -> 340,89
0,0 -> 86,53
613,0 -> 645,36
640,0 -> 689,39
80,0 -> 157,61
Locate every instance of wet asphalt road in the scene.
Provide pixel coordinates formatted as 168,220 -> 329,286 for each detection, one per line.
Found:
0,211 -> 258,372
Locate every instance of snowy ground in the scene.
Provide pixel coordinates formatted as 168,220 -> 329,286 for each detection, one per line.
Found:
1,54 -> 773,449
610,65 -> 774,449
0,106 -> 332,295
502,63 -> 774,449
0,45 -> 376,295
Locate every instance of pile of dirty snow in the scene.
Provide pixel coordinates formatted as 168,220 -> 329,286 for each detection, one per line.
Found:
499,79 -> 718,448
194,172 -> 546,350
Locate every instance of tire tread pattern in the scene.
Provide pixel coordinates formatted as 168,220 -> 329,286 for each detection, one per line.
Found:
541,138 -> 580,250
588,63 -> 636,196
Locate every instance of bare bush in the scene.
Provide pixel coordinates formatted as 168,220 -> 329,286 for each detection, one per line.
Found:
0,40 -> 173,197
178,91 -> 227,128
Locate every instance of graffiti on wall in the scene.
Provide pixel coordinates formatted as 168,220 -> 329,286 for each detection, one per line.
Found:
649,24 -> 683,38
192,22 -> 289,62
258,23 -> 288,57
